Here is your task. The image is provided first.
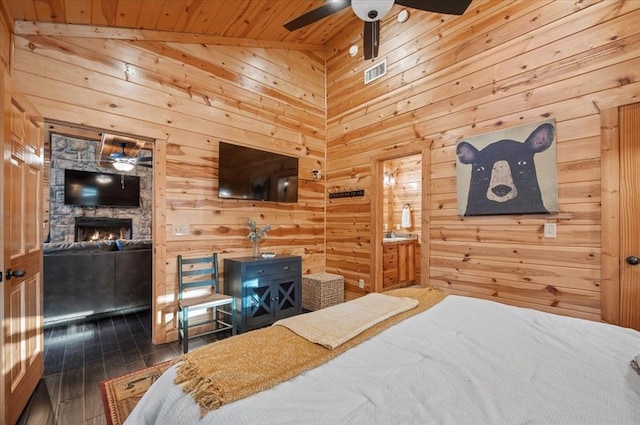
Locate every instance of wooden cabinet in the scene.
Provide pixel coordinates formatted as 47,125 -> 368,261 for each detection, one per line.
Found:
224,256 -> 302,333
383,241 -> 416,289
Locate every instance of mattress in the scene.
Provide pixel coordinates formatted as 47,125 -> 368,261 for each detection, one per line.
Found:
126,295 -> 640,424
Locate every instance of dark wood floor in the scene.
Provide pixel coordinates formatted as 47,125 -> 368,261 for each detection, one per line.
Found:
17,309 -> 224,425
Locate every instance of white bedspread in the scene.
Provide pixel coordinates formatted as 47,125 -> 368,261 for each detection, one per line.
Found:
126,295 -> 640,425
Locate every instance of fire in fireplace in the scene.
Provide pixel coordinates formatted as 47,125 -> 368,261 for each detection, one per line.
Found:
75,217 -> 133,242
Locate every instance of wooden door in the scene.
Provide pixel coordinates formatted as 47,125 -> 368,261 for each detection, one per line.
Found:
1,71 -> 44,425
620,103 -> 640,330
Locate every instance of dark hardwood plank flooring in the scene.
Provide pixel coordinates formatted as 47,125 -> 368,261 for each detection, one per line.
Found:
17,309 -> 225,425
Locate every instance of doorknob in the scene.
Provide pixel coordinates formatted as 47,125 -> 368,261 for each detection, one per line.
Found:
5,268 -> 26,281
626,256 -> 640,266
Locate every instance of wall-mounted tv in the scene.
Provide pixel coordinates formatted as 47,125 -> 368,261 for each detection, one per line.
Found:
218,142 -> 298,203
64,169 -> 140,207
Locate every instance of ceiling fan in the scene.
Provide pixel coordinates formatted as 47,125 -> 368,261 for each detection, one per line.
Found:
284,0 -> 473,60
97,132 -> 153,171
107,142 -> 153,171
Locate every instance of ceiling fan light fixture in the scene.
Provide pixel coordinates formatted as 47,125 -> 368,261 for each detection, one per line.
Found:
351,0 -> 394,22
112,161 -> 134,172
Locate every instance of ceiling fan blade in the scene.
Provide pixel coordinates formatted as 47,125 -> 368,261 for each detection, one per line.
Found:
363,20 -> 380,60
284,0 -> 351,31
395,0 -> 472,15
135,156 -> 153,163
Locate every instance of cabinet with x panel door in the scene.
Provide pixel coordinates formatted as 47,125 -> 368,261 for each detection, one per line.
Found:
224,256 -> 302,333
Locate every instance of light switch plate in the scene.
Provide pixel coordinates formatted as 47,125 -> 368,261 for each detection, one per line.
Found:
172,224 -> 190,236
543,223 -> 556,238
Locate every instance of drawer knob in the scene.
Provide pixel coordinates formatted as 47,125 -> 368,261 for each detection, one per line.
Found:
257,269 -> 264,274
283,266 -> 289,270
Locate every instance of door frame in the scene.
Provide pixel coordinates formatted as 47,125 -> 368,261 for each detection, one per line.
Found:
371,144 -> 430,293
0,59 -> 5,425
38,121 -> 167,343
600,103 -> 639,325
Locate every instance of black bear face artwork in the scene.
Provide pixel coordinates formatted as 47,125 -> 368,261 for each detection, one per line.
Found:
456,122 -> 555,216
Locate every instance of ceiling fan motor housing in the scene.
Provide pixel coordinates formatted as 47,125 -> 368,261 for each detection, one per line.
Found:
352,0 -> 394,22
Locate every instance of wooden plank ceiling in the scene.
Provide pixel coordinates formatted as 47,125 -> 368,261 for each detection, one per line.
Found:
2,0 -> 359,46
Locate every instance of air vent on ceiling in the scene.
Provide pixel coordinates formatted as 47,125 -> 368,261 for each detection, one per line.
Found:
364,59 -> 387,84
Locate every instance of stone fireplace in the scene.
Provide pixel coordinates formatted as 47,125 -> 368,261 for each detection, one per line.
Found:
75,217 -> 133,242
47,133 -> 152,243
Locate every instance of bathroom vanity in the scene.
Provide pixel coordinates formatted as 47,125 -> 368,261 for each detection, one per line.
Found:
382,237 -> 416,289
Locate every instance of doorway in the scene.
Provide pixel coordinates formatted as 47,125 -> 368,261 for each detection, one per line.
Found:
601,102 -> 640,330
41,122 -> 155,325
372,146 -> 429,293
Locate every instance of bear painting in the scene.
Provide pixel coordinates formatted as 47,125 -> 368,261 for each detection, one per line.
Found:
456,120 -> 557,216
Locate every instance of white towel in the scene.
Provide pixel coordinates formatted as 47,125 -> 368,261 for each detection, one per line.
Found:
401,206 -> 411,228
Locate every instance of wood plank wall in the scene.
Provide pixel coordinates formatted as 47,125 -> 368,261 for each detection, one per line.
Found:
12,32 -> 326,343
325,0 -> 640,320
7,0 -> 640,341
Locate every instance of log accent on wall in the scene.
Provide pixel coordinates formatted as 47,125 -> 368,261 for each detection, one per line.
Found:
13,21 -> 323,51
12,26 -> 326,344
325,0 -> 640,321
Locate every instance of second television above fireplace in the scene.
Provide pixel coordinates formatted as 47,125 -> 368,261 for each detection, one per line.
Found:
64,169 -> 140,207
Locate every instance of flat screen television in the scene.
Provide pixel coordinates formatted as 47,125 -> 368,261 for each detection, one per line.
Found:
64,169 -> 140,207
218,142 -> 298,202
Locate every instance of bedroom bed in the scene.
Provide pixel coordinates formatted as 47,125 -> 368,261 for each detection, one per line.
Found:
126,288 -> 640,424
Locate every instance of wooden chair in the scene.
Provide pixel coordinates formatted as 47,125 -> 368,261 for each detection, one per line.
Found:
177,253 -> 236,353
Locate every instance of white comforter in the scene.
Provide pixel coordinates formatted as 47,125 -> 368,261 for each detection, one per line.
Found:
126,295 -> 640,424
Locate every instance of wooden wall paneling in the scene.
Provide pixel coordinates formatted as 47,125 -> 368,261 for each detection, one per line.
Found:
326,0 -> 640,318
172,43 -> 326,106
412,56 -> 632,150
10,36 -> 322,135
327,0 -> 611,121
6,0 -> 640,337
13,29 -> 326,343
12,36 -> 326,152
327,1 -> 549,115
327,1 -> 639,140
13,69 -> 316,153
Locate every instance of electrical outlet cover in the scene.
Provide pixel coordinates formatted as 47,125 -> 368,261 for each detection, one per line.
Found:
543,223 -> 556,238
172,224 -> 190,236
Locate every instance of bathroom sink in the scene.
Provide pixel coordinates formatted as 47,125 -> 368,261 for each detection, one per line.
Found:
383,237 -> 410,243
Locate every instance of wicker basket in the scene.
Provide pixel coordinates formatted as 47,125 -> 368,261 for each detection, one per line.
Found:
302,272 -> 344,311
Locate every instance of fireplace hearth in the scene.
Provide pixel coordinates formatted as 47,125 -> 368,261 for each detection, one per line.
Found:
75,217 -> 133,242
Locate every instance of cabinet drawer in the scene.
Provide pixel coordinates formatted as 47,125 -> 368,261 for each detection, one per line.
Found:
244,259 -> 299,279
